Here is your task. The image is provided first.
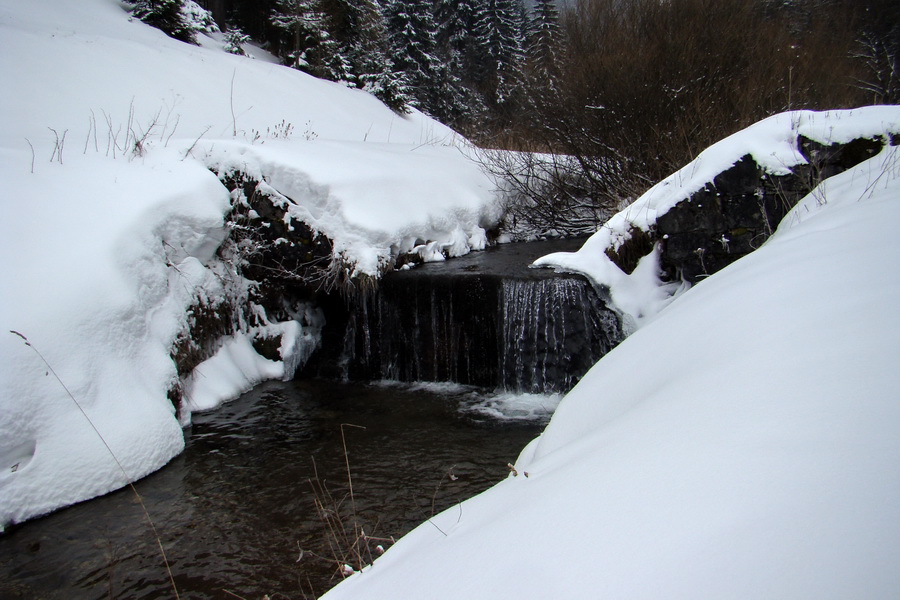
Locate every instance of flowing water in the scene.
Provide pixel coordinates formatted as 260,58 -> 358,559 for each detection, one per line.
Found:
342,238 -> 623,391
0,379 -> 549,600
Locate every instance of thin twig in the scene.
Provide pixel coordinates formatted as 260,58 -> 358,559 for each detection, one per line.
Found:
24,138 -> 35,174
230,68 -> 237,137
165,114 -> 180,147
91,109 -> 99,153
8,330 -> 181,600
340,422 -> 366,568
181,126 -> 211,161
84,114 -> 93,155
431,465 -> 457,517
124,98 -> 135,155
47,128 -> 67,164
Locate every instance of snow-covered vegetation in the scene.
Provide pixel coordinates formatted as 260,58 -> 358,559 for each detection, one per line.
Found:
0,0 -> 498,529
3,0 -> 900,598
322,125 -> 900,600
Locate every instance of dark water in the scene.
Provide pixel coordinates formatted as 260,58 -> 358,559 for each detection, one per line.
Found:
342,236 -> 622,392
395,236 -> 587,279
0,379 -> 546,600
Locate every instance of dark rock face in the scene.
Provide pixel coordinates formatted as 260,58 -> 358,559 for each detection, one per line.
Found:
220,173 -> 336,305
168,297 -> 236,413
189,175 -> 623,396
798,135 -> 885,179
655,154 -> 801,282
329,240 -> 625,394
167,172 -> 337,413
648,135 -> 895,283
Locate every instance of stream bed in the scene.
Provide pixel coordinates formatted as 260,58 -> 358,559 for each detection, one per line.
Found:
0,379 -> 551,599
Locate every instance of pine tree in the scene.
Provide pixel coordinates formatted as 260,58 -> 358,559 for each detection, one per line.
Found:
341,0 -> 412,112
384,0 -> 466,121
132,0 -> 197,44
221,0 -> 279,44
435,0 -> 478,80
518,0 -> 564,142
527,0 -> 561,76
471,0 -> 526,107
358,59 -> 413,114
223,25 -> 251,56
271,0 -> 350,81
384,0 -> 441,83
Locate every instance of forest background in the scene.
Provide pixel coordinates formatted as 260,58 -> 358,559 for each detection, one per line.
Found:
136,0 -> 900,234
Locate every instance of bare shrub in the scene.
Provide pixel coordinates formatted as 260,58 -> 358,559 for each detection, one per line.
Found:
490,0 -> 868,236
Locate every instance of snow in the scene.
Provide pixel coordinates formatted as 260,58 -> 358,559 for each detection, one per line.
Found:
322,143 -> 900,599
375,380 -> 563,424
0,0 -> 499,528
202,139 -> 498,275
181,333 -> 283,414
535,106 -> 900,326
458,390 -> 563,423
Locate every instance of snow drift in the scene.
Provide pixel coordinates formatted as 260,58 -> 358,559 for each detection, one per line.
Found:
0,0 -> 498,528
322,132 -> 900,598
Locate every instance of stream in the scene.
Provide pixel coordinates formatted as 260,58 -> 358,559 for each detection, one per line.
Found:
0,379 -> 551,599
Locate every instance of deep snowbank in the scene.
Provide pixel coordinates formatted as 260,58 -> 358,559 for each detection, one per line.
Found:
0,0 -> 498,527
202,139 -> 497,275
322,146 -> 900,597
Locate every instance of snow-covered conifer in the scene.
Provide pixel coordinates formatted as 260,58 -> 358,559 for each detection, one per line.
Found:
435,0 -> 479,80
471,0 -> 526,106
271,0 -> 351,82
132,0 -> 197,44
224,26 -> 251,56
358,60 -> 413,114
330,0 -> 412,112
384,0 -> 464,120
528,0 -> 560,71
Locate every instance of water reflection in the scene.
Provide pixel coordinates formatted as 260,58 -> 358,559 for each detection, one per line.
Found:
0,379 -> 546,599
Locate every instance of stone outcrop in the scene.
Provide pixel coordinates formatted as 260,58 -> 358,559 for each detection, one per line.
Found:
617,134 -> 894,284
166,172 -> 336,412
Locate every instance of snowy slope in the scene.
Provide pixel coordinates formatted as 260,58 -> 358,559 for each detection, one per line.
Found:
322,145 -> 900,597
0,0 -> 497,527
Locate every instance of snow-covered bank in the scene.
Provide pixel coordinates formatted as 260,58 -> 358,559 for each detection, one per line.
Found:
535,106 -> 900,327
322,146 -> 900,597
202,139 -> 497,275
0,0 -> 498,528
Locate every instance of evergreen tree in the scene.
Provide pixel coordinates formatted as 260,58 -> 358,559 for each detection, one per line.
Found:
471,0 -> 526,107
223,25 -> 251,55
221,0 -> 279,45
358,59 -> 414,114
433,0 -> 489,125
384,0 -> 441,84
339,0 -> 413,112
527,0 -> 561,76
132,0 -> 197,44
270,0 -> 350,81
435,0 -> 478,80
384,0 -> 466,121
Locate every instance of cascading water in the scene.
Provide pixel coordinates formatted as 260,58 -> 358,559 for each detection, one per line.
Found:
344,274 -> 502,386
500,277 -> 621,393
336,239 -> 624,393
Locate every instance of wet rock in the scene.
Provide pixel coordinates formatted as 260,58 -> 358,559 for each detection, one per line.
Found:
650,136 -> 892,283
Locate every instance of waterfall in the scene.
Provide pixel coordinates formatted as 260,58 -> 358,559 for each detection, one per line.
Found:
500,278 -> 621,393
341,270 -> 623,394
